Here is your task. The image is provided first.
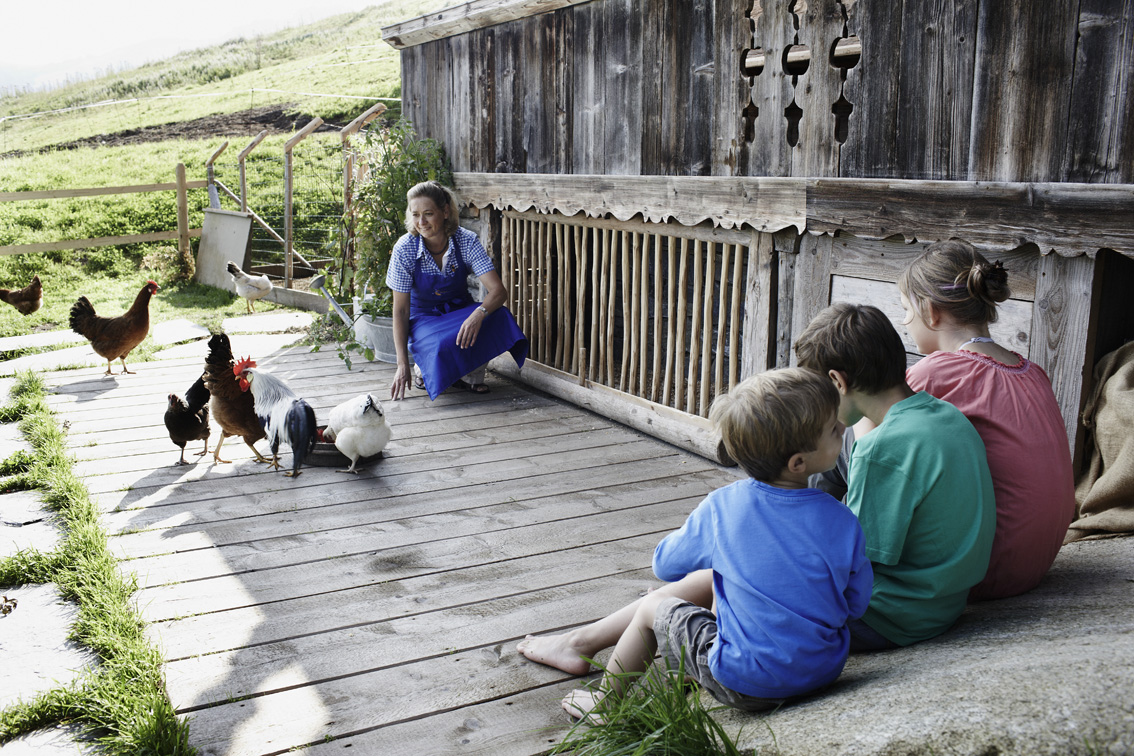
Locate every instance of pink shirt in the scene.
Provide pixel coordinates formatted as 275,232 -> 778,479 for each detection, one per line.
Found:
907,350 -> 1075,600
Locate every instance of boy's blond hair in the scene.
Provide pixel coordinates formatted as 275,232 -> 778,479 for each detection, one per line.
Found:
710,367 -> 839,482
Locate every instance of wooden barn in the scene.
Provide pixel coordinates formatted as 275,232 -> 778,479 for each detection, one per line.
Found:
381,0 -> 1134,466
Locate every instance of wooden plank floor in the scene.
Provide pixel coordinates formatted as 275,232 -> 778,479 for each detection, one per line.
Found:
43,342 -> 742,756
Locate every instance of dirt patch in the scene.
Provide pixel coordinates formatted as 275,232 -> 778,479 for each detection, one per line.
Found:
5,105 -> 348,157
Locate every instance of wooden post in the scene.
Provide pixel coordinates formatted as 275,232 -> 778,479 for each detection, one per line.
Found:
283,118 -> 324,289
238,130 -> 269,213
175,163 -> 190,274
341,103 -> 387,294
205,141 -> 228,208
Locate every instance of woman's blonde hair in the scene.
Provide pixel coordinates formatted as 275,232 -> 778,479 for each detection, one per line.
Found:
898,239 -> 1011,327
709,367 -> 839,482
405,181 -> 460,238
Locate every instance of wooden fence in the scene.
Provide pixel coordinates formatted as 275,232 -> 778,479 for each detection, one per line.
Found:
0,165 -> 206,258
503,210 -> 750,419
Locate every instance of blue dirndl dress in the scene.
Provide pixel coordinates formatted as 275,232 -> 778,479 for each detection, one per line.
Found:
407,243 -> 528,400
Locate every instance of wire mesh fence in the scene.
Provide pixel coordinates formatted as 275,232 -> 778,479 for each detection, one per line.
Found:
211,134 -> 344,285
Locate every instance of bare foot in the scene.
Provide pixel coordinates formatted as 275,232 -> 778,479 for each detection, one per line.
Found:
516,634 -> 593,676
562,689 -> 607,724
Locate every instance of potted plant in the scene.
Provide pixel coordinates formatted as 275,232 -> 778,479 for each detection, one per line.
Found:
332,119 -> 453,366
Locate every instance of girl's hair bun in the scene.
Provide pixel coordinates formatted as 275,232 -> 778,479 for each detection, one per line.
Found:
968,258 -> 1012,304
898,238 -> 1012,327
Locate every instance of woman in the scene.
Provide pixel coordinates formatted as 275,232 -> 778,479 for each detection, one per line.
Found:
386,181 -> 528,401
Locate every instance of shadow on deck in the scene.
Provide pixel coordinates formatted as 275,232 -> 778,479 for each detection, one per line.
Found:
45,341 -> 741,755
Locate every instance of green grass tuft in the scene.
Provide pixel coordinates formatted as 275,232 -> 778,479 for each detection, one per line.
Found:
0,371 -> 195,754
552,657 -> 747,756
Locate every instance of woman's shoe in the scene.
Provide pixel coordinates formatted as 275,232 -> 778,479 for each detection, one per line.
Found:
455,379 -> 490,394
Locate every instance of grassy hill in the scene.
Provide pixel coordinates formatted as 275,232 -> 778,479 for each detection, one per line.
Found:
0,0 -> 449,156
0,1 -> 449,340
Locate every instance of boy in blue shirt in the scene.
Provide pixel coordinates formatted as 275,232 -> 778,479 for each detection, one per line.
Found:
517,367 -> 873,720
793,303 -> 996,649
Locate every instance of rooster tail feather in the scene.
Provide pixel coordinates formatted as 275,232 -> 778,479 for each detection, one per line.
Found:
184,375 -> 211,413
287,400 -> 318,472
69,296 -> 96,336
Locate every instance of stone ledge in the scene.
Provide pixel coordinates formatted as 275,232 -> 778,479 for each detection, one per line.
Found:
724,538 -> 1134,755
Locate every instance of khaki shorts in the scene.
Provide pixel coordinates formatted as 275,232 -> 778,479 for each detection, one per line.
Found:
653,597 -> 785,712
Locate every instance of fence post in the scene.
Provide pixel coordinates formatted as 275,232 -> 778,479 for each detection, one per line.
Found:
205,141 -> 228,209
175,163 -> 190,274
238,130 -> 269,213
283,118 -> 324,290
340,103 -> 388,296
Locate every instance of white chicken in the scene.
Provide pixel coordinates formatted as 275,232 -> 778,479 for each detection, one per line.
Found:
227,261 -> 273,313
323,393 -> 391,474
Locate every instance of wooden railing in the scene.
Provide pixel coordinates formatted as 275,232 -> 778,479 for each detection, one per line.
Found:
502,209 -> 751,419
0,166 -> 205,258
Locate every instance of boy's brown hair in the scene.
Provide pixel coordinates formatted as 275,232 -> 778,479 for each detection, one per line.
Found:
793,303 -> 906,394
710,367 -> 840,482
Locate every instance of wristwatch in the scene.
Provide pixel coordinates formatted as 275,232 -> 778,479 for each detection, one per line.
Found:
477,305 -> 489,315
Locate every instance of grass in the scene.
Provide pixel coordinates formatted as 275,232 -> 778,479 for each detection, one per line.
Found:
0,0 -> 452,155
553,658 -> 748,756
0,248 -> 285,370
0,372 -> 194,753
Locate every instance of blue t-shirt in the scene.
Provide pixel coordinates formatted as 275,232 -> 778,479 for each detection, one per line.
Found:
385,226 -> 495,294
653,479 -> 873,699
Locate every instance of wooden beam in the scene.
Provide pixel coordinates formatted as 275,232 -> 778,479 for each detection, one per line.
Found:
0,229 -> 202,256
0,181 -> 208,202
489,355 -> 732,465
381,0 -> 593,49
340,102 -> 388,143
458,173 -> 1134,259
806,179 -> 1134,258
459,173 -> 807,234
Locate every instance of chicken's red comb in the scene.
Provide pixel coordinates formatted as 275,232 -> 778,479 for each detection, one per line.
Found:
233,356 -> 257,376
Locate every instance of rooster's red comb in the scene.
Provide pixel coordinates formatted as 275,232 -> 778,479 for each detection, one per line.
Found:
233,356 -> 257,376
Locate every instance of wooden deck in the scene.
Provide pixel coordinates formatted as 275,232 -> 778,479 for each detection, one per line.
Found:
43,342 -> 740,756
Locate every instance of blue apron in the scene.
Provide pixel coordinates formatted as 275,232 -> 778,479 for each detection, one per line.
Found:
408,239 -> 528,399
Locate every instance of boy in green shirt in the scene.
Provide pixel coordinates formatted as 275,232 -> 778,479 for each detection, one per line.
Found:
794,303 -> 996,648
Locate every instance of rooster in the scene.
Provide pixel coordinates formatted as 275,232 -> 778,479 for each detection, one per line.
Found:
201,333 -> 269,464
323,393 -> 391,474
165,374 -> 211,465
69,280 -> 158,375
234,357 -> 317,477
227,262 -> 272,313
0,275 -> 43,315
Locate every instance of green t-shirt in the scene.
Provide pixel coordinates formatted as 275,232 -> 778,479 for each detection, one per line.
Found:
847,391 -> 995,646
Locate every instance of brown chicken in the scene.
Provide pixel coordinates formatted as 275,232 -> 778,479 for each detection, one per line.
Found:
69,280 -> 159,375
165,374 -> 211,465
0,275 -> 43,315
201,332 -> 269,464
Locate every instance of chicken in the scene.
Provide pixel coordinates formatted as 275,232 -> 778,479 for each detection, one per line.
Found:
234,357 -> 317,477
69,280 -> 158,375
201,333 -> 269,464
0,275 -> 43,315
165,374 -> 211,465
323,393 -> 391,474
227,262 -> 272,313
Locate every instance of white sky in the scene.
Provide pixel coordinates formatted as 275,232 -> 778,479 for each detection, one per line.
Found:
0,0 -> 424,91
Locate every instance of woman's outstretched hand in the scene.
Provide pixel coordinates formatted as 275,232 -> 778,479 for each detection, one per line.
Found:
456,307 -> 487,349
390,363 -> 411,401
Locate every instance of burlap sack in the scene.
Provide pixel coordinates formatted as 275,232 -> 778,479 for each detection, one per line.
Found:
1065,341 -> 1134,542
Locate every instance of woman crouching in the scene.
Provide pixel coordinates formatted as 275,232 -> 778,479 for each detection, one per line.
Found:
386,181 -> 528,400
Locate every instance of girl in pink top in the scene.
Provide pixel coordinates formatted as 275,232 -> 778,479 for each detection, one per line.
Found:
897,240 -> 1075,600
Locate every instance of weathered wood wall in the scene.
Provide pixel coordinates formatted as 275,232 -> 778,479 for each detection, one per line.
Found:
397,0 -> 1134,183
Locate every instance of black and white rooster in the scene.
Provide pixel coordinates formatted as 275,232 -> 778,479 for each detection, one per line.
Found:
233,357 -> 317,477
